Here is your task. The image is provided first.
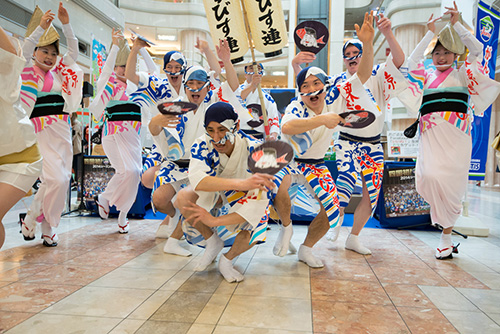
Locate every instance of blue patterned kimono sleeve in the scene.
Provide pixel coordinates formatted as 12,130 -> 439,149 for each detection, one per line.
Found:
188,135 -> 219,191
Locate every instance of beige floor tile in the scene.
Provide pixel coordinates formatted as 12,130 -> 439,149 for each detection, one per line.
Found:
213,280 -> 238,295
108,319 -> 146,334
128,290 -> 175,320
187,324 -> 216,334
177,269 -> 224,294
89,267 -> 178,289
435,269 -> 490,289
0,262 -> 21,273
135,320 -> 192,334
121,249 -> 194,270
21,264 -> 115,286
489,313 -> 500,325
418,285 -> 479,311
213,325 -> 312,334
5,314 -> 121,334
468,271 -> 500,289
441,310 -> 500,334
244,257 -> 309,277
150,291 -> 212,323
42,286 -> 154,318
457,288 -> 500,314
160,270 -> 194,291
235,274 -> 310,299
218,295 -> 312,332
194,293 -> 232,325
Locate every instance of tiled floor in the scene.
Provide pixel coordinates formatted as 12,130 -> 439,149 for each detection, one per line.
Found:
0,184 -> 499,334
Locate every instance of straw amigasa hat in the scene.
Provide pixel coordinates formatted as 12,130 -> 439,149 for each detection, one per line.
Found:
115,38 -> 131,67
25,6 -> 60,54
424,18 -> 466,57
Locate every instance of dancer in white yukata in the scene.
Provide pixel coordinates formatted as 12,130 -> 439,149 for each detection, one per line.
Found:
236,63 -> 280,140
147,40 -> 240,255
0,26 -> 42,249
176,102 -> 275,282
405,2 -> 500,259
89,29 -> 143,233
272,12 -> 378,267
20,4 -> 83,247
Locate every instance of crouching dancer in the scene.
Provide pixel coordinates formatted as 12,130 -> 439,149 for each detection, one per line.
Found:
176,102 -> 275,282
272,11 -> 378,267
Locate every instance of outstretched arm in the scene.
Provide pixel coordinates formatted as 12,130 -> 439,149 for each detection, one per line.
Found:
195,37 -> 221,75
125,37 -> 149,86
355,11 -> 375,84
376,13 -> 404,68
22,9 -> 54,65
216,39 -> 239,91
58,2 -> 78,62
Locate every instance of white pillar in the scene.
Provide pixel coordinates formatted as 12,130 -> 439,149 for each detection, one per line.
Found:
329,0 -> 345,76
180,30 -> 210,67
287,0 -> 298,88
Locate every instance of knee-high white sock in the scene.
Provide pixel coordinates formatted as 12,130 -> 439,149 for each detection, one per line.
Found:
439,233 -> 452,249
345,234 -> 371,255
163,237 -> 192,257
118,211 -> 129,233
194,233 -> 224,271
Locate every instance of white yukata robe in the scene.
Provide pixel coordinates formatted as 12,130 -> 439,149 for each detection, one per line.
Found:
333,55 -> 408,212
89,44 -> 142,213
0,39 -> 42,192
184,131 -> 270,248
405,22 -> 500,228
20,24 -> 83,228
275,73 -> 380,227
235,82 -> 280,138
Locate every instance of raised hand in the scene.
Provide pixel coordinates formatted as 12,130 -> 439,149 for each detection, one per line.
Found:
195,37 -> 210,54
250,73 -> 262,89
215,39 -> 231,63
427,14 -> 441,33
57,2 -> 69,25
444,1 -> 460,25
355,11 -> 375,45
40,10 -> 55,30
111,28 -> 124,46
131,36 -> 150,50
292,51 -> 316,66
375,13 -> 392,37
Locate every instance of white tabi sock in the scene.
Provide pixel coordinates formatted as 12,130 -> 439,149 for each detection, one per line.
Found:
273,223 -> 293,257
96,194 -> 109,219
325,215 -> 344,242
163,237 -> 192,257
218,254 -> 244,283
118,211 -> 129,234
436,233 -> 453,259
298,244 -> 324,268
345,234 -> 371,255
41,220 -> 58,245
165,209 -> 181,237
194,233 -> 224,271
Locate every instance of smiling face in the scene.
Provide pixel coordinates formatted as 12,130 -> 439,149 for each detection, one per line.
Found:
164,60 -> 183,87
343,45 -> 361,75
244,65 -> 263,83
300,75 -> 326,114
33,44 -> 58,72
432,44 -> 457,72
114,65 -> 126,83
206,121 -> 235,156
185,79 -> 209,106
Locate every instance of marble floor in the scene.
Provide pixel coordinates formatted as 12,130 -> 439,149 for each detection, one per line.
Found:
0,184 -> 499,334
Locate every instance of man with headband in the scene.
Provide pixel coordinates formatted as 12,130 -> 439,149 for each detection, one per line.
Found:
272,12 -> 378,267
148,43 -> 241,256
236,63 -> 280,140
176,102 -> 275,282
294,12 -> 408,254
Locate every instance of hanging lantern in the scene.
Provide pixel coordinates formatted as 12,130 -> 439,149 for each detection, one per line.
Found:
203,0 -> 249,63
242,0 -> 288,57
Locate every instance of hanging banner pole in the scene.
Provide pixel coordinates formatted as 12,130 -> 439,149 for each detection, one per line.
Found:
239,0 -> 270,139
